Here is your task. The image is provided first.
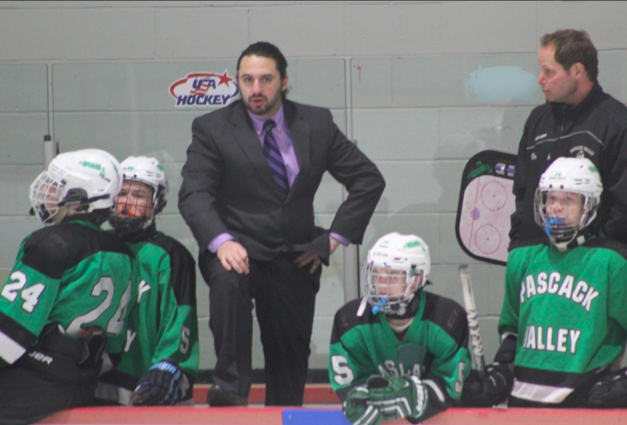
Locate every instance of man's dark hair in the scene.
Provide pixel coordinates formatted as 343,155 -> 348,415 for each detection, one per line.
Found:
237,42 -> 288,99
541,29 -> 598,83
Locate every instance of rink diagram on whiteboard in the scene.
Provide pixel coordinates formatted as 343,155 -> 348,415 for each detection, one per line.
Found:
459,176 -> 515,264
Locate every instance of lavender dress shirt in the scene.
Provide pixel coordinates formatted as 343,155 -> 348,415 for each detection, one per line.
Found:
209,106 -> 348,253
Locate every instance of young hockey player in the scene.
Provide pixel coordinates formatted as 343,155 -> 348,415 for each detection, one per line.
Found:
478,157 -> 627,407
96,156 -> 199,406
0,149 -> 135,425
329,233 -> 470,425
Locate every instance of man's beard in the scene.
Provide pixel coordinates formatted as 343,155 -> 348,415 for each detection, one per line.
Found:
244,93 -> 282,116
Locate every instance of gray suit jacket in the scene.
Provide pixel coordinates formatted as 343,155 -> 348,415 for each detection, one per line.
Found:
178,99 -> 385,264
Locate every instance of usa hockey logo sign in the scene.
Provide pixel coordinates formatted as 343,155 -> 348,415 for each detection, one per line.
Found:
170,71 -> 239,107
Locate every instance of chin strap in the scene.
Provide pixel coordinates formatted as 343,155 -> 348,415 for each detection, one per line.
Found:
110,218 -> 157,242
386,289 -> 423,320
553,227 -> 592,251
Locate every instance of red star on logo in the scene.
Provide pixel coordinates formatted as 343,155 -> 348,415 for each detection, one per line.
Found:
217,72 -> 233,87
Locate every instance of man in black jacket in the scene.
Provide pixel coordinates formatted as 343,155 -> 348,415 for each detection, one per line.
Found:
178,42 -> 385,407
509,29 -> 627,250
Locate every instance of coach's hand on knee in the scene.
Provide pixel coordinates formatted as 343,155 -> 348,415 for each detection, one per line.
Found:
217,241 -> 249,274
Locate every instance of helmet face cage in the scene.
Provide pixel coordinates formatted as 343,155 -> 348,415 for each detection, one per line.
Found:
534,189 -> 597,245
111,156 -> 168,234
29,149 -> 121,225
30,171 -> 63,224
364,264 -> 424,315
363,233 -> 430,315
533,157 -> 602,249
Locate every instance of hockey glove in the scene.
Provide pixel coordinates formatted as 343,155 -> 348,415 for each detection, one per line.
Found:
483,362 -> 514,405
366,375 -> 427,423
343,384 -> 382,425
132,360 -> 184,406
459,369 -> 494,407
587,368 -> 627,408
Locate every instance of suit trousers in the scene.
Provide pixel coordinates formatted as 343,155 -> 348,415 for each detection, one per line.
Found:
199,250 -> 321,406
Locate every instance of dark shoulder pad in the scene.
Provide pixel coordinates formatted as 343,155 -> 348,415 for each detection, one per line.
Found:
148,234 -> 197,306
585,237 -> 627,261
22,223 -> 133,279
422,291 -> 469,347
331,298 -> 377,343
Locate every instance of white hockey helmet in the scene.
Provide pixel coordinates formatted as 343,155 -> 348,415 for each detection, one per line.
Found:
363,232 -> 430,316
110,156 -> 169,234
30,149 -> 122,225
534,157 -> 602,250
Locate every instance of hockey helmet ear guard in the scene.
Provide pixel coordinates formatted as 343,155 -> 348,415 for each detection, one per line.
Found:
110,156 -> 168,235
363,232 -> 430,316
534,157 -> 602,250
29,149 -> 122,225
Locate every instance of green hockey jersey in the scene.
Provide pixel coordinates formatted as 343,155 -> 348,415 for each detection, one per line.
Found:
499,238 -> 627,403
329,290 -> 470,406
0,220 -> 136,366
96,229 -> 199,405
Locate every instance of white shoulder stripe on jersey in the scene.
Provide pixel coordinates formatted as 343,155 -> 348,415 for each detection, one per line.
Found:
511,381 -> 573,403
0,330 -> 27,364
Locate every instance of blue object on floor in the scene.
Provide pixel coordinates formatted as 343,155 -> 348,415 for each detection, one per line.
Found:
282,409 -> 351,425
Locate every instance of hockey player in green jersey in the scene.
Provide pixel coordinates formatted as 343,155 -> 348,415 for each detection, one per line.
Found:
96,156 -> 199,406
474,156 -> 627,408
0,149 -> 135,425
330,233 -> 470,425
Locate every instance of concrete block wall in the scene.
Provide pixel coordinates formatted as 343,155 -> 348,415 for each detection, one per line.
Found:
2,0 -> 627,375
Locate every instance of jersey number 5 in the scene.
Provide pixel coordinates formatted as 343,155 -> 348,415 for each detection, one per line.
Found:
331,355 -> 355,386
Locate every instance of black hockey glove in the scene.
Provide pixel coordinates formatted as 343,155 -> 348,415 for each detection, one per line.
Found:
587,368 -> 627,408
459,369 -> 494,407
483,362 -> 514,405
17,325 -> 106,381
132,360 -> 184,406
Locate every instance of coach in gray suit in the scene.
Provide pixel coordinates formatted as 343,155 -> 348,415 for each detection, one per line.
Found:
178,42 -> 385,407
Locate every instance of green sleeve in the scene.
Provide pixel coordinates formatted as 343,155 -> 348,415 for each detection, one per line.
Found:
426,327 -> 471,401
0,260 -> 59,347
607,253 -> 627,332
152,251 -> 199,377
498,248 -> 527,337
329,315 -> 376,400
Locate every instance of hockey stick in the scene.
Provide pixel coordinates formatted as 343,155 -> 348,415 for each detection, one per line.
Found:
459,264 -> 486,378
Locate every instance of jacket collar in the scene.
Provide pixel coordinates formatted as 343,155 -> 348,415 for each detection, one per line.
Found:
551,81 -> 603,120
229,99 -> 311,197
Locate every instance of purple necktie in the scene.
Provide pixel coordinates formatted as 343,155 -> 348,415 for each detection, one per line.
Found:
263,119 -> 289,198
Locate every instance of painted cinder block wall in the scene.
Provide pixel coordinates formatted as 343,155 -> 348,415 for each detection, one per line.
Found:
2,1 -> 627,375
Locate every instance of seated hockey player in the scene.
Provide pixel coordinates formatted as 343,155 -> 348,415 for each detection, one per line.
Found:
96,156 -> 199,406
474,157 -> 627,407
0,149 -> 135,425
329,232 -> 470,425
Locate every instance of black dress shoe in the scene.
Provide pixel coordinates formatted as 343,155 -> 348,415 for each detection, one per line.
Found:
207,385 -> 248,406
